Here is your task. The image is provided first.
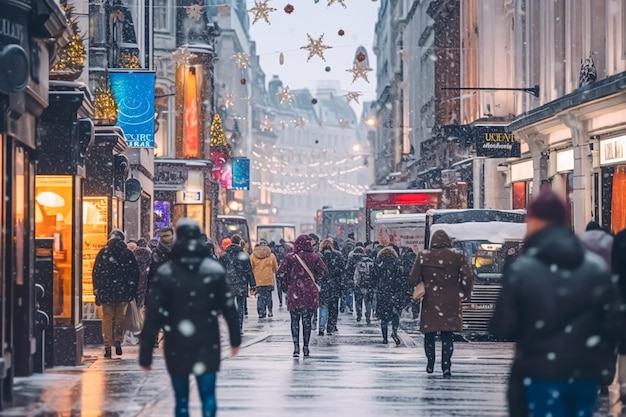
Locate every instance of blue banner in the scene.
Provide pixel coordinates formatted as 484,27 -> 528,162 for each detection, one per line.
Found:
109,71 -> 156,148
231,158 -> 250,190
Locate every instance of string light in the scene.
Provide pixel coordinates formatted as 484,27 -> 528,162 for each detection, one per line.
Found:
51,2 -> 85,74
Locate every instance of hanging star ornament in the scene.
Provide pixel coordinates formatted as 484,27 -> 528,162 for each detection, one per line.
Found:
223,93 -> 235,109
260,115 -> 274,132
346,62 -> 373,83
277,85 -> 295,104
345,91 -> 363,104
172,46 -> 197,66
300,33 -> 332,62
249,0 -> 276,25
327,0 -> 347,7
232,52 -> 251,69
186,4 -> 204,20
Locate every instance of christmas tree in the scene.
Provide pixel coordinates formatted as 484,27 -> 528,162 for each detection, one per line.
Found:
210,114 -> 231,157
51,1 -> 86,74
94,75 -> 118,122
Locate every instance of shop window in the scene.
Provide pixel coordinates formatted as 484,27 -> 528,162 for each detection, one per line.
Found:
512,182 -> 527,210
82,197 -> 108,320
14,147 -> 25,286
35,176 -> 74,326
154,0 -> 171,32
611,165 -> 626,233
186,204 -> 203,228
154,200 -> 171,230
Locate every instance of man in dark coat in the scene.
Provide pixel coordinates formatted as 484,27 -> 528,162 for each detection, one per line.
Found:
373,246 -> 405,345
140,219 -> 241,417
319,239 -> 346,335
92,229 -> 139,358
345,246 -> 366,322
490,189 -> 622,417
147,226 -> 175,292
219,234 -> 256,334
133,238 -> 152,308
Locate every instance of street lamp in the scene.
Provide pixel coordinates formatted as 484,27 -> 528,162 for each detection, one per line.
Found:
365,117 -> 377,127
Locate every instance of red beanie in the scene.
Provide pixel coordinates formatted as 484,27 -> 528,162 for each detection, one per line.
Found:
527,189 -> 568,226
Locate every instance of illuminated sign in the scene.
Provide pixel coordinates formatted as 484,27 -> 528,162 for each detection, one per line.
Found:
184,67 -> 199,157
231,158 -> 250,190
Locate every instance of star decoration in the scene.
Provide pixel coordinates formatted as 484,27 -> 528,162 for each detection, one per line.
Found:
294,117 -> 307,128
186,4 -> 204,20
260,115 -> 274,132
346,63 -> 373,83
172,46 -> 197,66
300,33 -> 332,62
327,0 -> 347,7
276,86 -> 295,104
345,91 -> 363,104
223,93 -> 235,109
249,0 -> 276,25
232,52 -> 251,69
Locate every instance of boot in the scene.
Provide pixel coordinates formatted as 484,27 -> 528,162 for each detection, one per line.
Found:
303,346 -> 310,357
381,323 -> 388,344
391,331 -> 401,346
104,347 -> 112,359
114,341 -> 123,356
293,344 -> 300,358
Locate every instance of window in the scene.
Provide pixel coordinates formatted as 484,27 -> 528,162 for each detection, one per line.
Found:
154,0 -> 171,32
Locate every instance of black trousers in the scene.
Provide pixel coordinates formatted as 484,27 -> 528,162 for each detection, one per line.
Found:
327,296 -> 340,332
424,331 -> 454,371
290,309 -> 315,347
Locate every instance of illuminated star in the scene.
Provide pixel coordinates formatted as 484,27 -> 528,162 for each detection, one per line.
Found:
172,46 -> 197,66
276,86 -> 295,104
300,33 -> 332,62
186,4 -> 204,20
345,91 -> 363,104
260,115 -> 274,132
327,0 -> 347,7
232,52 -> 251,69
248,0 -> 276,25
346,62 -> 373,83
223,92 -> 235,109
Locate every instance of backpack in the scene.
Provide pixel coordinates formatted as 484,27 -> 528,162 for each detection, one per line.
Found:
355,257 -> 374,289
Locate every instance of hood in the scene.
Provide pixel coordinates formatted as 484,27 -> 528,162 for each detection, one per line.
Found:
525,226 -> 585,269
580,230 -> 613,259
107,238 -> 128,253
294,235 -> 313,253
171,238 -> 212,267
134,247 -> 152,263
430,230 -> 452,249
377,246 -> 399,258
253,245 -> 272,259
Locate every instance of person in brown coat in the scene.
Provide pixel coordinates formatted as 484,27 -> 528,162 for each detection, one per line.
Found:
409,230 -> 473,378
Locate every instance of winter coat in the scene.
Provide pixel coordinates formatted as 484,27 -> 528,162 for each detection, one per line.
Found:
409,231 -> 473,333
250,246 -> 278,288
354,256 -> 375,290
272,244 -> 290,265
341,239 -> 356,258
345,250 -> 365,290
490,226 -> 622,385
611,229 -> 626,354
580,229 -> 613,267
92,238 -> 139,305
147,240 -> 174,290
319,247 -> 346,304
139,239 -> 241,376
276,235 -> 328,311
134,246 -> 152,307
400,248 -> 418,304
219,244 -> 256,297
372,247 -> 405,322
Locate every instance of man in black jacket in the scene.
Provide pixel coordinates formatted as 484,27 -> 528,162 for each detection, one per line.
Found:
490,189 -> 622,417
140,219 -> 240,417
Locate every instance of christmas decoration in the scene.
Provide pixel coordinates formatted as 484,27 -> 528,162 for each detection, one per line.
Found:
327,0 -> 347,7
232,52 -> 251,69
346,63 -> 373,83
338,29 -> 345,36
249,0 -> 276,25
356,52 -> 366,62
186,3 -> 204,20
94,75 -> 118,123
260,115 -> 274,132
300,33 -> 332,62
284,3 -> 294,13
276,85 -> 295,104
325,66 -> 331,72
210,114 -> 231,156
223,92 -> 235,109
240,78 -> 247,85
172,46 -> 196,66
50,2 -> 86,76
311,98 -> 318,104
345,91 -> 363,103
294,117 -> 307,128
118,52 -> 141,69
279,52 -> 285,65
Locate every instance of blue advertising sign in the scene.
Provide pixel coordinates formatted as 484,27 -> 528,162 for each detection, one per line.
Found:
231,158 -> 250,190
109,71 -> 156,148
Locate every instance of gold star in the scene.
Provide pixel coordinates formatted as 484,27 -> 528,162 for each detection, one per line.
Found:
276,86 -> 294,104
327,0 -> 347,7
346,63 -> 373,83
232,52 -> 251,69
300,33 -> 332,62
345,91 -> 363,104
172,46 -> 197,66
260,115 -> 274,132
248,0 -> 276,25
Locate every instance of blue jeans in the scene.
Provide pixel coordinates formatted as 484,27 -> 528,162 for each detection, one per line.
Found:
354,288 -> 374,320
235,294 -> 246,330
525,379 -> 598,417
256,286 -> 273,316
170,373 -> 217,417
318,304 -> 329,333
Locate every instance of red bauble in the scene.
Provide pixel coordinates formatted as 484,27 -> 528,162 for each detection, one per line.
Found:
311,98 -> 318,104
284,3 -> 294,13
338,29 -> 345,36
356,52 -> 366,62
240,78 -> 247,85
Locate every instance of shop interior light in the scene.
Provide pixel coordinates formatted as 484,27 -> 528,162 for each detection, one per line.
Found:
36,191 -> 65,208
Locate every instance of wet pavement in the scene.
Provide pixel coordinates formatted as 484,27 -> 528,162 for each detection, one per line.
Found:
1,297 -> 618,416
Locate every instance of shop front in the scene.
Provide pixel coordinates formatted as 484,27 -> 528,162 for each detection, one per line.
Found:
510,159 -> 534,210
552,149 -> 575,224
599,134 -> 626,234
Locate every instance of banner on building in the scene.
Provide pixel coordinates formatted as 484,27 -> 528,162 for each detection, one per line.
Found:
474,126 -> 521,158
109,71 -> 156,148
231,157 -> 250,190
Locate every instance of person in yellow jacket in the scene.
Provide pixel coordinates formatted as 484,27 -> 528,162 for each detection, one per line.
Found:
250,239 -> 279,318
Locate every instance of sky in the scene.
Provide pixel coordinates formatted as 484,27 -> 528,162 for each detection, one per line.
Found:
248,0 -> 380,117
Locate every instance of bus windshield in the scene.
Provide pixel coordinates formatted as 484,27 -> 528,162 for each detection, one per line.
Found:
256,225 -> 296,244
320,209 -> 365,241
217,216 -> 251,251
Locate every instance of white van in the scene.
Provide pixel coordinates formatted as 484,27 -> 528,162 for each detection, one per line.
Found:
373,213 -> 427,253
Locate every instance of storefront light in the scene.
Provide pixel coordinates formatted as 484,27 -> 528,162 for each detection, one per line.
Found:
228,201 -> 239,211
36,191 -> 65,208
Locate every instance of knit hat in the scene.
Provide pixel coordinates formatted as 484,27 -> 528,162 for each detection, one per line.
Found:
109,229 -> 125,241
221,238 -> 232,250
527,189 -> 568,226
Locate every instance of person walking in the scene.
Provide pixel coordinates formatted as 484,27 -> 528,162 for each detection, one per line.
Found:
250,239 -> 278,318
147,226 -> 175,293
92,229 -> 139,358
133,238 -> 152,308
345,246 -> 366,322
276,235 -> 328,357
140,219 -> 241,417
354,249 -> 376,324
271,239 -> 291,308
409,230 -> 473,378
400,247 -> 419,320
318,239 -> 345,336
372,246 -> 405,345
219,234 -> 256,334
490,189 -> 622,417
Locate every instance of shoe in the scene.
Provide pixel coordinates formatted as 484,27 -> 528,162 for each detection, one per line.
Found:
426,362 -> 434,374
259,314 -> 265,319
279,303 -> 283,309
114,341 -> 122,356
293,346 -> 300,358
268,312 -> 273,318
356,316 -> 362,322
303,346 -> 310,357
382,338 -> 388,344
391,332 -> 401,346
366,317 -> 371,325
340,307 -> 345,313
318,331 -> 324,336
443,370 -> 452,379
104,347 -> 112,359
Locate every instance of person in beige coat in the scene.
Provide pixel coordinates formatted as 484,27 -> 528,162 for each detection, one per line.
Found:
250,239 -> 279,318
409,230 -> 473,378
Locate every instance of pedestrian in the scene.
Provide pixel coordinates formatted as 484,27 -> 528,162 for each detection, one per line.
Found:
276,235 -> 328,357
219,234 -> 256,334
372,246 -> 405,345
353,249 -> 375,324
148,238 -> 158,251
147,227 -> 175,293
612,229 -> 626,409
134,238 -> 152,308
127,240 -> 137,252
272,239 -> 290,308
409,230 -> 473,377
92,229 -> 139,358
318,238 -> 345,336
345,246 -> 366,321
250,239 -> 278,318
336,239 -> 354,314
308,233 -> 321,254
400,247 -> 419,319
490,189 -> 622,417
139,219 -> 241,417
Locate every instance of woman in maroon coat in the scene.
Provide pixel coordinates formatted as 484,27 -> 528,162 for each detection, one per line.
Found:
277,235 -> 328,358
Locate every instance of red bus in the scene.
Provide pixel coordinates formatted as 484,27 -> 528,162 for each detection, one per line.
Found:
365,189 -> 443,242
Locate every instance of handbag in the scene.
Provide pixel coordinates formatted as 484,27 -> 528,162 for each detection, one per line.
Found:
412,281 -> 425,302
124,300 -> 144,333
295,254 -> 321,292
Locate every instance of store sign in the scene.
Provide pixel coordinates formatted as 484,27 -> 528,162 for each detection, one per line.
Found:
175,171 -> 204,204
154,165 -> 188,190
510,160 -> 533,182
231,157 -> 250,190
109,71 -> 156,148
476,127 -> 521,158
600,135 -> 626,165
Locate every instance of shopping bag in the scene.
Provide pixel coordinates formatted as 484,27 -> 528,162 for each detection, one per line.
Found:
125,300 -> 144,333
